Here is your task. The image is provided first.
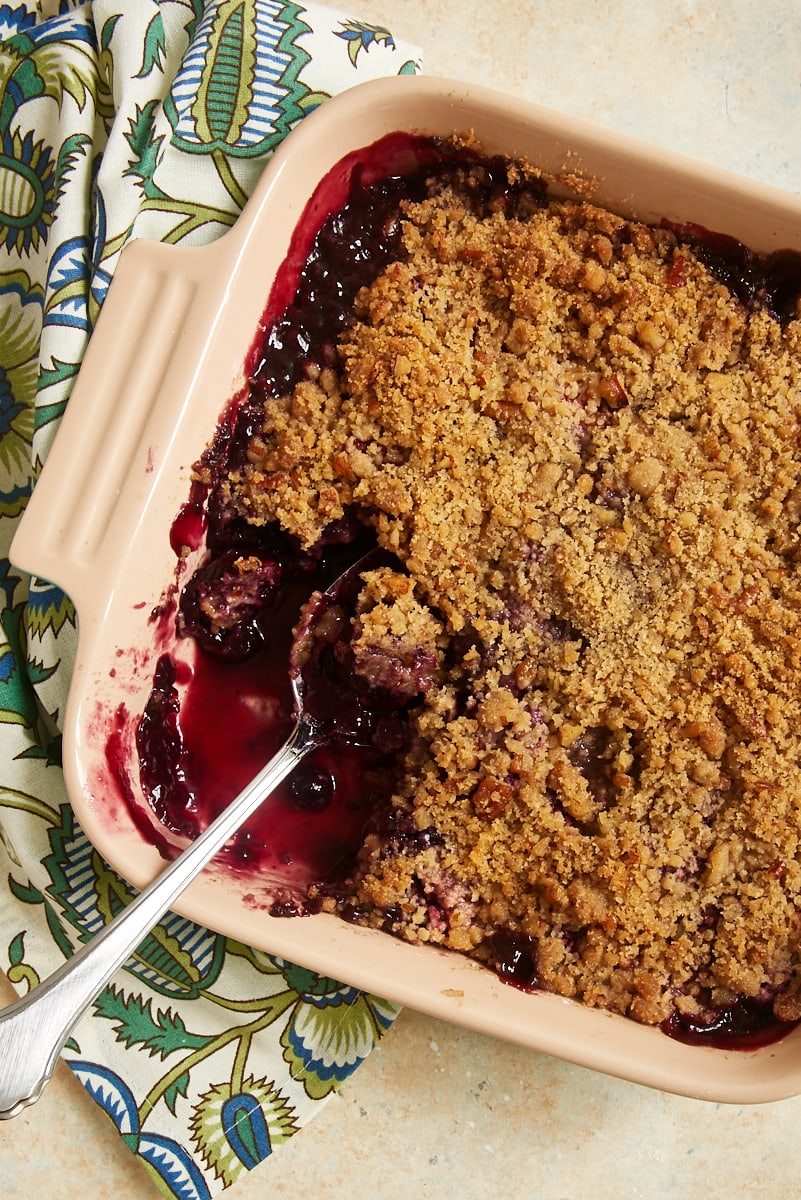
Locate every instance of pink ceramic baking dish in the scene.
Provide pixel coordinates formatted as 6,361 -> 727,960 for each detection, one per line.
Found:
12,76 -> 801,1103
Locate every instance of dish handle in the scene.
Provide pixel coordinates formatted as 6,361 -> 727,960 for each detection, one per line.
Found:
10,234 -> 237,611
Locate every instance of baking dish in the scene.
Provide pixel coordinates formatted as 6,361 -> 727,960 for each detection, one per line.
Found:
12,75 -> 801,1103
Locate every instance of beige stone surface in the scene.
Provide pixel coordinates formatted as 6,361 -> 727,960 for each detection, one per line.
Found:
4,2 -> 801,1198
4,957 -> 801,1200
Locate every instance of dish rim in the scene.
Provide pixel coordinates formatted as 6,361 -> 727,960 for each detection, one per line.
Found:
12,73 -> 801,1104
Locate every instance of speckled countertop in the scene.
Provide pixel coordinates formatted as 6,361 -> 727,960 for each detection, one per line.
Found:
3,2 -> 801,1197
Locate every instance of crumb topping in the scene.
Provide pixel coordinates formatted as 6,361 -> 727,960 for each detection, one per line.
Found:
220,169 -> 801,1026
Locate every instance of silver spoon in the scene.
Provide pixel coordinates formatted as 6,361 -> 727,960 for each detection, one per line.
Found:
0,549 -> 381,1119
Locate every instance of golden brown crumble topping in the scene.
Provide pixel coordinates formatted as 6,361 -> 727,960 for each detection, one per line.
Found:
221,171 -> 801,1027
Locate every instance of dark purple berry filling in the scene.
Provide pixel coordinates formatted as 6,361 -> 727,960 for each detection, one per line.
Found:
661,996 -> 792,1051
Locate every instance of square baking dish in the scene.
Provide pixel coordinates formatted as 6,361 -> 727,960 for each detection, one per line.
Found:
12,75 -> 801,1103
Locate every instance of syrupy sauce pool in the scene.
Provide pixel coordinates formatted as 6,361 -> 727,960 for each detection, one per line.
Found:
117,130 -> 801,1043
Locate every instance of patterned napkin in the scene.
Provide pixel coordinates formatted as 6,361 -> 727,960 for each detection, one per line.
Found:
0,2 -> 419,1196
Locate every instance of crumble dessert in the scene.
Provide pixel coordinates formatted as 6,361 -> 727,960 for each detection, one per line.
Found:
147,138 -> 801,1037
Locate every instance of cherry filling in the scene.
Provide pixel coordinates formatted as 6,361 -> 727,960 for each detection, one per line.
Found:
126,131 -> 801,1042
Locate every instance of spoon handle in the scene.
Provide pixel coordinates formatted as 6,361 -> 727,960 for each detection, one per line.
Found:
0,714 -> 319,1120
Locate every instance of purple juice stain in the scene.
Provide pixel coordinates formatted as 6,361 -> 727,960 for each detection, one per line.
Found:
136,654 -> 199,839
170,480 -> 208,555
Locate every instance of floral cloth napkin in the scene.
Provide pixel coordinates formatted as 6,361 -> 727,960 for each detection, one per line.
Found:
0,2 -> 419,1196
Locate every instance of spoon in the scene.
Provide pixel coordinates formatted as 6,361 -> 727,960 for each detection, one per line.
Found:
0,548 -> 385,1119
